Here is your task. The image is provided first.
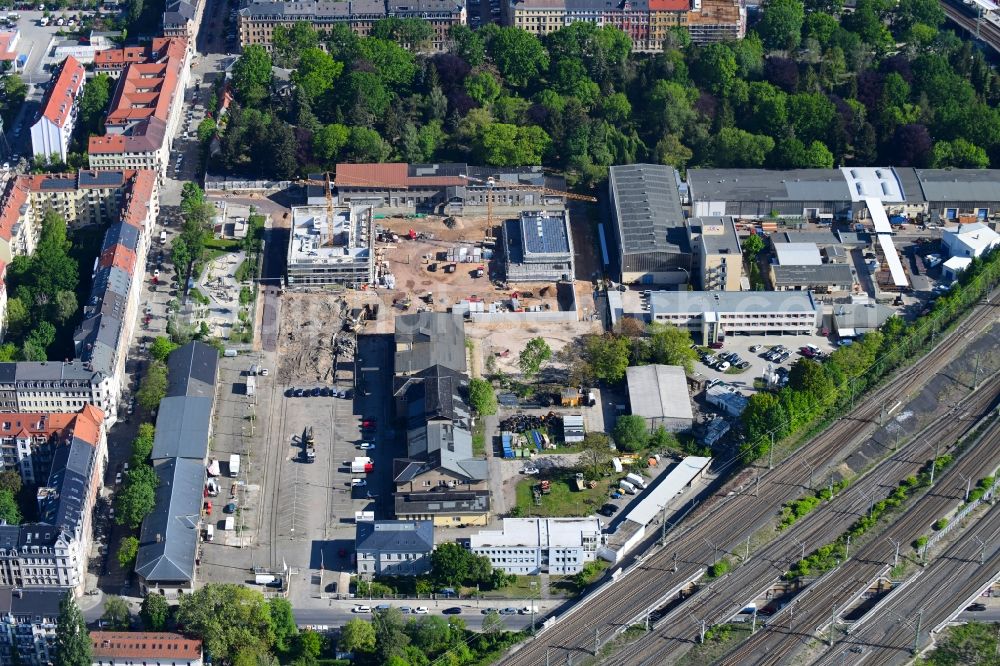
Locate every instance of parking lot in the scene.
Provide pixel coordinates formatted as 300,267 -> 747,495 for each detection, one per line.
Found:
692,332 -> 836,394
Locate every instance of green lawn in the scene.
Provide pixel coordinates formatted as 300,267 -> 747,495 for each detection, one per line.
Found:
515,473 -> 610,518
472,420 -> 486,457
477,575 -> 545,599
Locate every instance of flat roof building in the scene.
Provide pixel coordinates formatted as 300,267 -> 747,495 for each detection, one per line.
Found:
286,205 -> 374,287
831,302 -> 895,338
688,168 -> 854,219
625,365 -> 694,432
774,242 -> 822,266
502,210 -> 574,282
470,517 -> 603,575
691,216 -> 743,291
624,290 -> 821,344
608,164 -> 691,285
941,222 -> 1000,259
705,383 -> 748,416
770,263 -> 855,293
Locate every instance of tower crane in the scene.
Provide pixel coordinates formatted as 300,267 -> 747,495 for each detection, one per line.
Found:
295,172 -> 336,246
458,174 -> 598,240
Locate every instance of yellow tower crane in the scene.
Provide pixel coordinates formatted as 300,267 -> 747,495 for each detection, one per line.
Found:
459,174 -> 598,240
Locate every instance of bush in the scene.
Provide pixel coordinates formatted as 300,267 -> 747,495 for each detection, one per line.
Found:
933,518 -> 948,531
913,535 -> 928,549
613,414 -> 649,452
468,377 -> 498,416
707,558 -> 731,579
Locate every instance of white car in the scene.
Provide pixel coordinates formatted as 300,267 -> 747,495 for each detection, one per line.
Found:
153,269 -> 160,279
352,605 -> 371,613
521,467 -> 539,475
412,607 -> 429,614
114,472 -> 122,484
358,442 -> 375,451
260,368 -> 269,376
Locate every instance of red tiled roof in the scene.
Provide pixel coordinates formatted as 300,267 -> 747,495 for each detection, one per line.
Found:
0,179 -> 29,243
39,56 -> 85,128
99,244 -> 136,273
336,163 -> 409,188
73,404 -> 105,445
0,31 -> 17,60
649,0 -> 690,9
90,632 -> 202,660
0,412 -> 79,441
122,170 -> 157,229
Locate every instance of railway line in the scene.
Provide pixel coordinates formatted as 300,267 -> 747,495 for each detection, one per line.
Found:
942,0 -> 1000,52
611,372 -> 1000,665
498,297 -> 998,666
818,500 -> 1000,666
712,415 -> 1000,666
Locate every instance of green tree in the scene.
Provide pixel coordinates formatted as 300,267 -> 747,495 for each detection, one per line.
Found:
649,425 -> 680,452
4,298 -> 29,340
340,618 -> 376,653
742,233 -> 764,258
466,71 -> 501,106
53,289 -> 78,324
692,43 -> 738,96
477,123 -> 551,166
269,598 -> 298,655
313,123 -> 350,164
580,432 -> 612,478
131,423 -> 155,465
54,593 -> 91,666
613,414 -> 649,452
348,126 -> 392,162
641,323 -> 697,372
431,542 -> 471,586
449,24 -> 485,66
271,21 -> 319,67
468,377 -> 498,415
713,128 -> 775,168
197,117 -> 217,144
114,466 -> 156,529
136,361 -> 168,412
486,27 -> 550,88
117,535 -> 139,570
519,337 -> 552,378
584,334 -> 631,383
294,630 -> 324,660
101,596 -> 131,630
140,592 -> 170,631
175,584 -> 274,661
372,607 -> 410,663
231,45 -> 272,107
0,470 -> 22,495
371,17 -> 434,49
77,73 -> 111,137
149,337 -> 178,362
756,0 -> 805,50
292,48 -> 343,102
0,489 -> 21,525
357,38 -> 417,88
482,610 -> 505,635
0,344 -> 15,362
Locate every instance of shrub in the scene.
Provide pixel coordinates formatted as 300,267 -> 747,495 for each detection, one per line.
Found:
933,518 -> 949,531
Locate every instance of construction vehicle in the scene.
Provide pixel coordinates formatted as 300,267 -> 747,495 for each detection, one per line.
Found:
303,426 -> 316,463
351,456 -> 374,474
474,265 -> 485,278
459,174 -> 598,240
539,480 -> 551,495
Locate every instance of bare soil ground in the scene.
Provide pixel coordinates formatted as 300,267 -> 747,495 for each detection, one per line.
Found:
467,318 -> 604,376
276,291 -> 347,384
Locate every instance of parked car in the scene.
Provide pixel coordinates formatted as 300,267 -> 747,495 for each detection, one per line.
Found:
352,605 -> 371,613
598,503 -> 618,517
481,608 -> 498,615
310,387 -> 321,397
442,607 -> 462,615
521,466 -> 539,475
500,608 -> 518,615
967,603 -> 987,612
749,345 -> 762,352
413,607 -> 429,614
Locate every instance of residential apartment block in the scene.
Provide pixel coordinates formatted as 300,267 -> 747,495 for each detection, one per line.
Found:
238,0 -> 464,52
506,0 -> 743,49
0,170 -> 159,425
89,38 -> 190,179
30,56 -> 85,164
469,518 -> 603,575
355,519 -> 434,577
0,405 -> 106,597
91,631 -> 204,666
0,587 -> 62,666
163,0 -> 206,53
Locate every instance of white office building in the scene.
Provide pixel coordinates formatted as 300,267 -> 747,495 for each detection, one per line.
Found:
469,518 -> 603,575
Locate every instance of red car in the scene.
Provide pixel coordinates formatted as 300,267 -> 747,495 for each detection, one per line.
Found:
361,419 -> 377,429
709,341 -> 724,349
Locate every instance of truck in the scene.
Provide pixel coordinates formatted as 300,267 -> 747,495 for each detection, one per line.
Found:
202,524 -> 214,541
625,473 -> 647,490
255,574 -> 277,586
246,375 -> 256,398
229,454 -> 240,478
619,480 -> 637,495
224,516 -> 235,531
304,427 -> 316,463
351,456 -> 373,474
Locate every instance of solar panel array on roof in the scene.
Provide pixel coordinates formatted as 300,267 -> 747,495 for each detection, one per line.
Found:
38,177 -> 76,190
78,170 -> 126,187
521,212 -> 571,256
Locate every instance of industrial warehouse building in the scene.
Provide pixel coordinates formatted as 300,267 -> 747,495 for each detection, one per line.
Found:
625,365 -> 694,432
608,164 -> 691,285
502,210 -> 575,282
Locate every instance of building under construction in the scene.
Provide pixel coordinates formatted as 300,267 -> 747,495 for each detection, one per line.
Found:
502,210 -> 575,282
286,204 -> 374,287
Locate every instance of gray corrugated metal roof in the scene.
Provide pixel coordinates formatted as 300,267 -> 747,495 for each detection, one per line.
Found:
771,263 -> 854,286
394,312 -> 466,374
151,397 -> 212,460
610,164 -> 686,256
356,520 -> 434,553
892,167 -> 925,203
626,365 -> 694,422
400,365 -> 469,428
134,457 -> 204,584
914,169 -> 1000,202
14,362 -> 98,381
687,169 -> 852,203
167,342 -> 219,399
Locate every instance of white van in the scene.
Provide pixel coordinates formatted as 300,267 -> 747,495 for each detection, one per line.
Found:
203,524 -> 214,541
626,472 -> 646,490
159,230 -> 167,244
619,480 -> 637,495
224,516 -> 235,531
224,349 -> 238,357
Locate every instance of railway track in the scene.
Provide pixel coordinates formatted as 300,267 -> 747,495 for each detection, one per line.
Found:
712,414 -> 1000,666
819,501 -> 1000,665
942,1 -> 1000,52
498,297 -> 998,666
614,373 -> 1000,665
